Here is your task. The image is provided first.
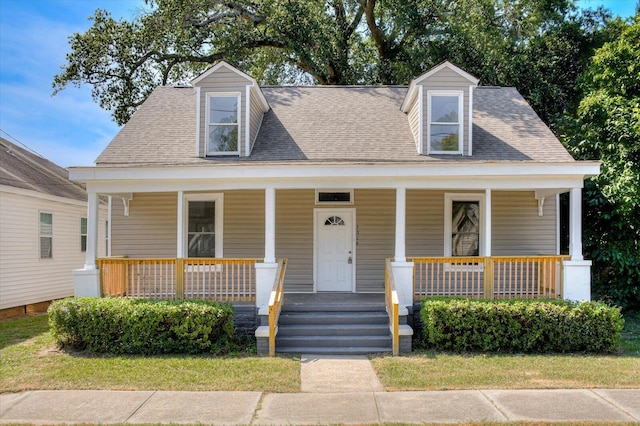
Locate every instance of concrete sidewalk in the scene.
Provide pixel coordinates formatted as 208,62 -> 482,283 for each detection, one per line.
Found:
1,355 -> 639,425
2,388 -> 639,424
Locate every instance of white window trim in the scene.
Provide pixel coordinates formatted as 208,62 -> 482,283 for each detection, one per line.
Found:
315,189 -> 354,205
427,91 -> 464,155
39,211 -> 53,260
205,92 -> 241,156
182,193 -> 224,258
444,193 -> 485,257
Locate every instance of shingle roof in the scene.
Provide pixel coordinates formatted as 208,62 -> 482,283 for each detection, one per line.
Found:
95,85 -> 574,166
0,137 -> 87,201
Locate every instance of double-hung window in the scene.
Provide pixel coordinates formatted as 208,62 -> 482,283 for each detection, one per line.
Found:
444,193 -> 485,257
428,92 -> 463,154
40,212 -> 53,259
80,217 -> 87,252
184,194 -> 223,258
206,93 -> 240,155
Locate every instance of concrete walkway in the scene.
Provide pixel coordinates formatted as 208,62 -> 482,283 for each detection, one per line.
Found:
1,355 -> 639,425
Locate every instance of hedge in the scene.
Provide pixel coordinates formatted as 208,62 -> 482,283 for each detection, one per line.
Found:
48,298 -> 235,354
420,298 -> 624,353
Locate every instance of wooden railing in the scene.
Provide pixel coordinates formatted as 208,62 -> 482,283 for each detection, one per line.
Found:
410,255 -> 568,300
97,257 -> 260,302
384,258 -> 400,356
268,258 -> 288,357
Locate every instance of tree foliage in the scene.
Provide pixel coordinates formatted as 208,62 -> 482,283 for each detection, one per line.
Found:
53,0 -> 606,125
562,15 -> 640,309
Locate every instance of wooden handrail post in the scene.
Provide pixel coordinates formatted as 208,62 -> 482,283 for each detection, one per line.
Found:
176,258 -> 184,300
483,257 -> 493,299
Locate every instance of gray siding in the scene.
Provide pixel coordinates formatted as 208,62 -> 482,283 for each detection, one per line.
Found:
108,189 -> 558,294
406,190 -> 557,257
196,65 -> 250,157
275,190 -> 315,292
249,90 -> 264,153
407,95 -> 420,151
354,189 -> 395,292
406,190 -> 446,256
111,193 -> 178,258
419,67 -> 471,155
492,191 -> 557,255
224,190 -> 265,258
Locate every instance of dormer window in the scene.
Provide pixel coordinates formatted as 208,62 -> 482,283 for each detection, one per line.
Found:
428,91 -> 463,154
207,93 -> 240,155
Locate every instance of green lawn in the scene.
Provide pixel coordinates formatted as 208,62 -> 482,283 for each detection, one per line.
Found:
0,314 -> 300,393
1,311 -> 638,393
372,310 -> 640,390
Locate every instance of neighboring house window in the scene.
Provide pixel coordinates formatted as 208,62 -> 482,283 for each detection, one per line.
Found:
206,93 -> 240,155
428,92 -> 463,154
444,193 -> 485,256
184,194 -> 224,257
40,212 -> 53,259
80,218 -> 87,252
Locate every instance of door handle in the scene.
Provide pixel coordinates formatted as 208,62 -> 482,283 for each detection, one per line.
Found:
348,256 -> 352,264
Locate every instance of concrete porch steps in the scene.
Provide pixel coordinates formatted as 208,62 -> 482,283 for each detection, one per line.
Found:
275,294 -> 392,355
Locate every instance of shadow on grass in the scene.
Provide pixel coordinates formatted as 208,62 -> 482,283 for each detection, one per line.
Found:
0,314 -> 49,349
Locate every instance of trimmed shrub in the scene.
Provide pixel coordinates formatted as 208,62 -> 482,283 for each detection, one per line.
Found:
48,298 -> 235,354
419,298 -> 624,353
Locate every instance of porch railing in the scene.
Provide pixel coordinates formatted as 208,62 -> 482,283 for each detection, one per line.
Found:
268,258 -> 288,357
410,255 -> 568,300
97,257 -> 260,302
384,258 -> 400,356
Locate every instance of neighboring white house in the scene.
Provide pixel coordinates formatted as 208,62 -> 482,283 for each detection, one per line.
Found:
0,137 -> 107,314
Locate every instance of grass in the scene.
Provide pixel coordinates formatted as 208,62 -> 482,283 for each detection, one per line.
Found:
0,314 -> 300,393
1,311 -> 639,394
371,310 -> 640,390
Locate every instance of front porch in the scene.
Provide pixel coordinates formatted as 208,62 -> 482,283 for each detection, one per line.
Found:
94,254 -> 570,355
74,184 -> 594,356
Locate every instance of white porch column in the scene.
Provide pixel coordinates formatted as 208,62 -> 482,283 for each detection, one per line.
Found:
484,188 -> 492,257
395,187 -> 406,262
264,187 -> 276,264
176,191 -> 184,258
256,188 -> 278,313
392,187 -> 414,310
73,190 -> 101,297
564,187 -> 592,301
569,187 -> 583,261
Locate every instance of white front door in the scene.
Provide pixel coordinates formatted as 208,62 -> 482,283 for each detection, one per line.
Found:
315,209 -> 355,292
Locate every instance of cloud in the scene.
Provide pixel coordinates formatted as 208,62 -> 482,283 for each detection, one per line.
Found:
0,0 -> 147,168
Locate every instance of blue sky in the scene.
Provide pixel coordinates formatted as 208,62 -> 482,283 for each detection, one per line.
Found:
0,0 -> 637,168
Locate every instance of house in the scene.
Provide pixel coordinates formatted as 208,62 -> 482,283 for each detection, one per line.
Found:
69,61 -> 599,354
0,137 -> 107,317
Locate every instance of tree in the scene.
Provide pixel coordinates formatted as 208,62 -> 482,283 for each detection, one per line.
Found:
54,0 -> 582,125
562,15 -> 640,309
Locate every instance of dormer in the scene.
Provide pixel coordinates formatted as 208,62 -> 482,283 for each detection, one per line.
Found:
191,61 -> 270,157
401,62 -> 479,156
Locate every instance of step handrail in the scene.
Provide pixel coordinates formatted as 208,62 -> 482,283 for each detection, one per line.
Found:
385,258 -> 400,356
268,258 -> 288,356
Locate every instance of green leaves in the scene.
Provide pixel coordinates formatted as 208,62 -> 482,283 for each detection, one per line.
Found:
54,0 -> 600,125
561,15 -> 640,309
419,298 -> 624,353
48,298 -> 235,355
